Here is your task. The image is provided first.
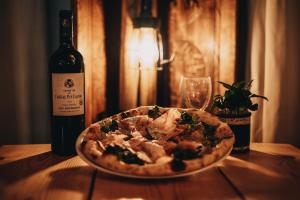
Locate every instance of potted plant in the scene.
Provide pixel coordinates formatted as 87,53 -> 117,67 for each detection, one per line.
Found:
212,80 -> 268,153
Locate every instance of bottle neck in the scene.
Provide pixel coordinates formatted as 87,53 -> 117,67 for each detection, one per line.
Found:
59,16 -> 74,48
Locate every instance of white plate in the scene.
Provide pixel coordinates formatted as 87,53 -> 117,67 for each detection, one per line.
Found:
76,128 -> 232,179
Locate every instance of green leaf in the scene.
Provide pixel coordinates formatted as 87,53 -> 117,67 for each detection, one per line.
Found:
213,80 -> 268,113
250,94 -> 269,101
179,111 -> 193,124
249,103 -> 258,111
246,80 -> 254,89
213,94 -> 223,99
217,81 -> 234,90
233,81 -> 246,89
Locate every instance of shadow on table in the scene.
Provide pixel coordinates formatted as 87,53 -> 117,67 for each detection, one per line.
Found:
231,149 -> 296,160
230,149 -> 298,177
96,170 -> 190,184
49,166 -> 93,192
48,166 -> 194,199
219,150 -> 300,199
91,168 -> 239,199
0,152 -> 69,184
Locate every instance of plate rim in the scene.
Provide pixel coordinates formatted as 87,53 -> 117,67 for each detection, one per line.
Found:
75,107 -> 233,179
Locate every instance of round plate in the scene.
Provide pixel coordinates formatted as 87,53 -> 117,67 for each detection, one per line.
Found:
76,126 -> 233,179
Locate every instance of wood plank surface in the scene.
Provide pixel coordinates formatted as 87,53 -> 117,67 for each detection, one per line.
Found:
219,143 -> 300,200
92,167 -> 240,200
1,143 -> 299,200
0,144 -> 94,200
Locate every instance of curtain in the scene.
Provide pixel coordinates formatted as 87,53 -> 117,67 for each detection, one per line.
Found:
0,0 -> 71,144
248,0 -> 300,147
0,0 -> 49,143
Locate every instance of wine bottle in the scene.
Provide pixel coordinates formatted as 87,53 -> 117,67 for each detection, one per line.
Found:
49,10 -> 85,156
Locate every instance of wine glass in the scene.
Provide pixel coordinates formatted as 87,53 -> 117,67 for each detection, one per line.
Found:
179,76 -> 212,110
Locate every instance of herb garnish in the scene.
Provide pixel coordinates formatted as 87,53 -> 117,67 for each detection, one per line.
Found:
120,112 -> 130,119
171,159 -> 186,171
203,123 -> 219,147
172,147 -> 200,160
171,147 -> 202,171
105,145 -> 144,165
179,112 -> 198,124
180,111 -> 193,124
178,112 -> 199,131
100,120 -> 119,133
148,106 -> 161,119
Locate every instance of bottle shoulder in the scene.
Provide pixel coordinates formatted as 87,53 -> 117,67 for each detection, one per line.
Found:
50,46 -> 83,61
49,46 -> 84,73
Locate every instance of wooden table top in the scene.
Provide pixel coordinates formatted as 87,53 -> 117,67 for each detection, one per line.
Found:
0,143 -> 299,200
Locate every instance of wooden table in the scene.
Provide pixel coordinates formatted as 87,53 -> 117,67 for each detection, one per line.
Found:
0,143 -> 299,200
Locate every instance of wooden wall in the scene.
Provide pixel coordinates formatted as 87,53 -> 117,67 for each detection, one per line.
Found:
168,0 -> 236,107
74,0 -> 106,126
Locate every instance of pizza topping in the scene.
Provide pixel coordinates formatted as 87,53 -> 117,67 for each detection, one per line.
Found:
178,111 -> 194,124
136,151 -> 153,163
141,142 -> 166,161
178,111 -> 204,132
148,105 -> 162,119
172,146 -> 201,160
175,128 -> 205,143
100,120 -> 119,133
171,159 -> 186,171
84,123 -> 105,141
134,117 -> 153,136
120,111 -> 130,119
177,140 -> 202,151
214,123 -> 234,139
105,145 -> 145,165
147,108 -> 182,140
169,140 -> 204,172
153,140 -> 177,155
85,140 -> 103,159
96,140 -> 106,151
119,115 -> 153,136
144,130 -> 154,140
101,134 -> 129,148
129,137 -> 146,151
203,123 -> 219,147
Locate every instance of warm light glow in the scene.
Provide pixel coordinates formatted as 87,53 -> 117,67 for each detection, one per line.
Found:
205,38 -> 215,52
138,28 -> 159,69
133,28 -> 161,69
125,27 -> 163,106
127,29 -> 140,68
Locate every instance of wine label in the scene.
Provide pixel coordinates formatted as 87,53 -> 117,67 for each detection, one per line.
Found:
52,73 -> 84,116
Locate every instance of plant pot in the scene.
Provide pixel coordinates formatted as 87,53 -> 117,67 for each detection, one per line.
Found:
217,112 -> 251,153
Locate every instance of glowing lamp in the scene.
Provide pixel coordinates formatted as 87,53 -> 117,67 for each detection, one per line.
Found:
133,0 -> 163,70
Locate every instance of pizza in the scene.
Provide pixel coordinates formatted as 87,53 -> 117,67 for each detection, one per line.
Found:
79,106 -> 234,177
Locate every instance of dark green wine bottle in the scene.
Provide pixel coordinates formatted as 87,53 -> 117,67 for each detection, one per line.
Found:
49,10 -> 85,156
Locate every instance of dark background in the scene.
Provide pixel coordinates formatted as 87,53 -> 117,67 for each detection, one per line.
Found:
0,0 -> 71,144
